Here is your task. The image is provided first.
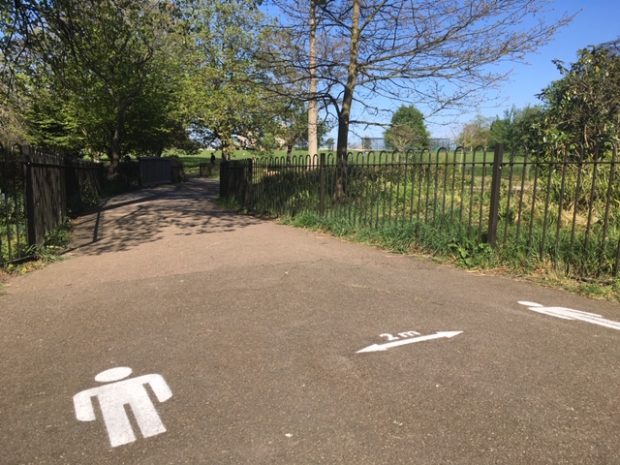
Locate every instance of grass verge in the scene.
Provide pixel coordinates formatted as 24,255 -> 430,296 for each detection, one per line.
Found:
1,222 -> 72,280
280,211 -> 620,302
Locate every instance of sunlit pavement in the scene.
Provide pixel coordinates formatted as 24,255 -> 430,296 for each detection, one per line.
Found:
2,178 -> 619,465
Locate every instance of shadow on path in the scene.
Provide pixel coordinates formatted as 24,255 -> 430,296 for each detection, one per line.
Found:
68,178 -> 263,255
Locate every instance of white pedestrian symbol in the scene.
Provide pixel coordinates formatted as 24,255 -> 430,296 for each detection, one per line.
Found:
73,367 -> 172,447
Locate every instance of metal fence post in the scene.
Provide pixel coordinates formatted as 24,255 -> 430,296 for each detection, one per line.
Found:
219,159 -> 228,198
487,144 -> 504,247
23,155 -> 37,247
319,153 -> 326,215
244,158 -> 253,208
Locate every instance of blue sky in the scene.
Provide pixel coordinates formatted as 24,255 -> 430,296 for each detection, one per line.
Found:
323,0 -> 620,142
461,0 -> 620,133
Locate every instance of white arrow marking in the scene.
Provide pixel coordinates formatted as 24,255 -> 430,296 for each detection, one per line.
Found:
356,331 -> 463,353
518,301 -> 620,331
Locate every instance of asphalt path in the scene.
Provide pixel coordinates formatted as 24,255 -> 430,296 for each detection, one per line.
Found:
1,178 -> 619,465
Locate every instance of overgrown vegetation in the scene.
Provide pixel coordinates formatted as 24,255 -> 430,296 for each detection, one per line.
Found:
1,221 -> 71,274
466,45 -> 620,160
280,211 -> 620,302
223,148 -> 620,300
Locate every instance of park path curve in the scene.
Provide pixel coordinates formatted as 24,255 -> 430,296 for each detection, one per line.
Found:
1,177 -> 620,465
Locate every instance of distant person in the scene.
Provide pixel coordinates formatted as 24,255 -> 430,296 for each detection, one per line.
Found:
210,153 -> 216,165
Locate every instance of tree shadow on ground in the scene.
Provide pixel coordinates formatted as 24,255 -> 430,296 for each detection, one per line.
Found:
67,178 -> 265,255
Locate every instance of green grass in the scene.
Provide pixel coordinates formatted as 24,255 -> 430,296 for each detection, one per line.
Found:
281,211 -> 497,266
279,210 -> 620,302
1,195 -> 30,265
101,148 -> 514,177
221,154 -> 620,300
1,220 -> 71,273
163,148 -> 315,177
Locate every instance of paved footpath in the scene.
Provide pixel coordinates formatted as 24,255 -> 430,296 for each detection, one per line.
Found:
1,178 -> 620,465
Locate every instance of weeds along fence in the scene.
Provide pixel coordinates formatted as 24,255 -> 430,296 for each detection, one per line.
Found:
220,145 -> 620,281
0,146 -> 104,266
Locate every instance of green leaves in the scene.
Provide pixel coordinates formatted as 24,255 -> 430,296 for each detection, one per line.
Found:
539,46 -> 620,159
384,105 -> 430,151
5,0 -> 193,163
457,115 -> 491,149
182,0 -> 287,155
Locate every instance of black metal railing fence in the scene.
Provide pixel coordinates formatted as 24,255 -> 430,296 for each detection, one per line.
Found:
1,146 -> 105,265
221,145 -> 620,280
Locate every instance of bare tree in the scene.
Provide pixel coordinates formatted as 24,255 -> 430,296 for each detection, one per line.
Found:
307,0 -> 319,157
265,0 -> 571,183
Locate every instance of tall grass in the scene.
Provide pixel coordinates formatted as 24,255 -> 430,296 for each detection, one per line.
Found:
228,151 -> 620,285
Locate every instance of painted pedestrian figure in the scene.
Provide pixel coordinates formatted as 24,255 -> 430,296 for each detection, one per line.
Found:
73,367 -> 172,447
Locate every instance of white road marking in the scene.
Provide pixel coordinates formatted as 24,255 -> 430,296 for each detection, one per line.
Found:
73,367 -> 172,448
356,331 -> 463,353
518,301 -> 620,331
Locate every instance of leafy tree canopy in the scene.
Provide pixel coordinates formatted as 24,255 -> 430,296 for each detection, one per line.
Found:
489,105 -> 546,151
384,105 -> 429,151
539,45 -> 620,158
457,115 -> 491,149
3,0 -> 192,170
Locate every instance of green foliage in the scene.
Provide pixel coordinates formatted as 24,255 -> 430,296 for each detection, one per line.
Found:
539,46 -> 620,158
259,101 -> 330,155
458,115 -> 491,148
4,1 -> 300,164
183,0 -> 273,157
384,106 -> 430,151
5,1 -> 194,166
489,106 -> 547,152
489,45 -> 620,160
25,82 -> 85,152
39,222 -> 71,259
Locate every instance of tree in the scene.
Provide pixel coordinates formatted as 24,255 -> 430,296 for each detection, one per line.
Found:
489,107 -> 519,148
269,101 -> 330,156
489,105 -> 546,151
539,45 -> 620,158
273,101 -> 310,156
5,0 -> 190,170
267,0 -> 571,197
307,0 -> 319,157
0,93 -> 28,146
458,115 -> 491,148
183,0 -> 273,159
384,105 -> 429,151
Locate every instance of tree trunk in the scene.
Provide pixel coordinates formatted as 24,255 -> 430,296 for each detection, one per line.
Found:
221,143 -> 230,160
334,0 -> 361,201
308,0 -> 318,161
221,133 -> 234,160
107,107 -> 126,177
